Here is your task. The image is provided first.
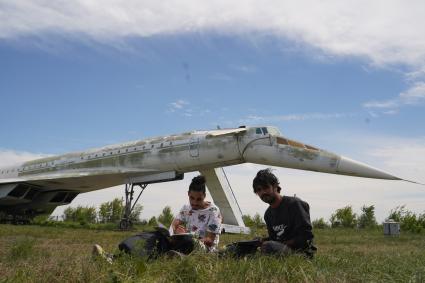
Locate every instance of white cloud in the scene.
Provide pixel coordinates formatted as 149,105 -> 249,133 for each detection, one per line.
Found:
367,139 -> 425,172
363,100 -> 399,109
1,1 -> 425,68
167,100 -> 214,118
363,81 -> 425,112
167,99 -> 190,114
4,1 -> 425,118
229,64 -> 257,73
0,149 -> 49,167
239,112 -> 355,124
399,82 -> 425,104
169,99 -> 189,110
209,73 -> 233,81
382,109 -> 399,115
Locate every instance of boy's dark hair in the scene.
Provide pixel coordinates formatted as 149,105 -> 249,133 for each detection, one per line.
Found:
252,168 -> 281,193
189,175 -> 206,194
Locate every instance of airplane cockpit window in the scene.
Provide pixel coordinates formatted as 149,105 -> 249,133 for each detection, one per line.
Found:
255,127 -> 271,135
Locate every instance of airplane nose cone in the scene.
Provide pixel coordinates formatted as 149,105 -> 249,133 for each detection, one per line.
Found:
337,156 -> 402,180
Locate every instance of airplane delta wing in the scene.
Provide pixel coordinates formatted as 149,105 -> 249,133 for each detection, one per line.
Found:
0,167 -> 163,220
0,167 -> 159,187
0,125 -> 412,229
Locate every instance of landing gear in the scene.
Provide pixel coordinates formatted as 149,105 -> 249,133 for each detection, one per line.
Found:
119,183 -> 147,230
118,171 -> 184,230
119,218 -> 132,230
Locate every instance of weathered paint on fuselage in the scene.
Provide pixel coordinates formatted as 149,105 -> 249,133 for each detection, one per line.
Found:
0,125 -> 400,192
0,125 -> 405,218
0,129 -> 249,186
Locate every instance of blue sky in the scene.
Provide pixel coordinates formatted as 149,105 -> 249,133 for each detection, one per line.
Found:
1,1 -> 424,223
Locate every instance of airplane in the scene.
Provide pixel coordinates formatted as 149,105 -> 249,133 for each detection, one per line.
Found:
0,125 -> 411,232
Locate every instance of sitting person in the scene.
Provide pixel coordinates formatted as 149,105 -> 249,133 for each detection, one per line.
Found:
224,169 -> 316,258
93,175 -> 222,262
171,175 -> 222,252
254,168 -> 316,257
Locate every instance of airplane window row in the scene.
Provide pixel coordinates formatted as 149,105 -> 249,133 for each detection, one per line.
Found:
0,140 -> 179,175
79,141 -> 175,160
1,160 -> 60,174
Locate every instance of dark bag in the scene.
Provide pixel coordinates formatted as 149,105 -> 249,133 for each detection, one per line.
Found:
223,239 -> 262,257
169,234 -> 195,255
118,229 -> 171,259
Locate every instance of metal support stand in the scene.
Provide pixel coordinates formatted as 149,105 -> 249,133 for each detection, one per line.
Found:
119,183 -> 147,230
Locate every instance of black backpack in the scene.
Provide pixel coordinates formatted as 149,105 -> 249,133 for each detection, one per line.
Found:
118,229 -> 171,259
118,227 -> 195,258
222,239 -> 262,258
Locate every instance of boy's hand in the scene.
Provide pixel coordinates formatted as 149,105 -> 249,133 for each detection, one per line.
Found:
201,237 -> 213,247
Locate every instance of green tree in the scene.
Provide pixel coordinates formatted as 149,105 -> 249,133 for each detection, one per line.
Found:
330,206 -> 357,228
312,218 -> 329,229
148,216 -> 158,226
388,206 -> 424,233
97,198 -> 125,223
85,206 -> 97,223
243,213 -> 265,229
63,207 -> 75,222
158,206 -> 174,227
387,205 -> 406,222
242,214 -> 254,227
98,202 -> 112,223
63,206 -> 97,223
252,213 -> 265,228
358,205 -> 377,228
110,198 -> 124,222
129,204 -> 143,223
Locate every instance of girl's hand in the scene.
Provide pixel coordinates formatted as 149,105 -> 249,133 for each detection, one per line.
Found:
175,225 -> 187,234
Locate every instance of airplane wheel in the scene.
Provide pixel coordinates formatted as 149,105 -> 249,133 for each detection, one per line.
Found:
119,219 -> 132,230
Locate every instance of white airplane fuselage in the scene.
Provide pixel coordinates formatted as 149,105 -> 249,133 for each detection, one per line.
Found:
0,126 -> 402,220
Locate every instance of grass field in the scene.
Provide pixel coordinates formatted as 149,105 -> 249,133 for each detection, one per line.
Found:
1,224 -> 424,282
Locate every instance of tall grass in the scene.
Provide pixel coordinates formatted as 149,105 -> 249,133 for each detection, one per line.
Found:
8,237 -> 36,261
1,225 -> 424,282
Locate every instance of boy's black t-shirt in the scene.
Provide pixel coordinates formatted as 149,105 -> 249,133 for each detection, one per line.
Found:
264,196 -> 314,250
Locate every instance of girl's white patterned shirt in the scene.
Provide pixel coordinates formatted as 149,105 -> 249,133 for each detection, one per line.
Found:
175,202 -> 222,251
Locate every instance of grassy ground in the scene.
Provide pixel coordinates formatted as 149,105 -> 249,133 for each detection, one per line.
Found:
1,224 -> 424,282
